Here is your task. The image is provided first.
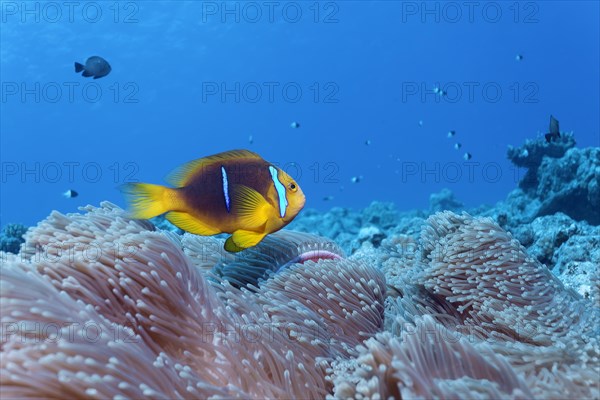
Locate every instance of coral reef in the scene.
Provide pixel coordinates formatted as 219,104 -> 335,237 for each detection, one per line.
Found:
507,133 -> 576,191
428,187 -> 464,213
505,138 -> 599,225
289,203 -> 428,255
288,207 -> 361,254
482,142 -> 600,297
0,223 -> 27,254
535,147 -> 600,224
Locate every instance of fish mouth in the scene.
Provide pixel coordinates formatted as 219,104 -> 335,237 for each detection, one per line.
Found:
296,193 -> 307,211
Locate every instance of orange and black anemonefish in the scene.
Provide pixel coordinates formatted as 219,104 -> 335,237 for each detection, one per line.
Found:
121,150 -> 306,252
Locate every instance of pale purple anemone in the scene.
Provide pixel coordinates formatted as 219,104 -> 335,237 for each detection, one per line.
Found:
208,230 -> 345,288
2,204 -> 598,399
336,211 -> 600,399
1,202 -> 386,398
277,248 -> 343,272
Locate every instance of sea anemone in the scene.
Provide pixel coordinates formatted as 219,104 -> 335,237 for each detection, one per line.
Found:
329,315 -> 533,399
1,259 -> 237,398
209,230 -> 345,288
2,204 -> 598,399
368,211 -> 600,399
1,202 -> 385,398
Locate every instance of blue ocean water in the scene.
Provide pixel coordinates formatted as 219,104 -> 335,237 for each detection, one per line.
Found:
1,1 -> 599,228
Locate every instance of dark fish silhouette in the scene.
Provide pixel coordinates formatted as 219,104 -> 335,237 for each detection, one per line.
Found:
545,115 -> 561,143
63,189 -> 78,198
74,56 -> 111,79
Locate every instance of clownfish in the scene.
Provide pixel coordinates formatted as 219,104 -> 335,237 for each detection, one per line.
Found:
122,150 -> 306,252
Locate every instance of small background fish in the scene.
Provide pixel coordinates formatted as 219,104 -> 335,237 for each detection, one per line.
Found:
545,115 -> 561,143
63,189 -> 78,198
74,56 -> 111,79
122,150 -> 305,252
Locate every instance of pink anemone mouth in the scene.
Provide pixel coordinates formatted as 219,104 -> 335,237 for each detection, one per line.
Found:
212,231 -> 345,289
277,249 -> 343,272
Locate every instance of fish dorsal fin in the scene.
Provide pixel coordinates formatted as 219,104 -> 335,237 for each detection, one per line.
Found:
549,115 -> 560,135
231,184 -> 272,229
166,149 -> 262,187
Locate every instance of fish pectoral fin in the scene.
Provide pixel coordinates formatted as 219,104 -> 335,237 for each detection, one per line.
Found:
166,211 -> 221,236
224,230 -> 267,252
231,184 -> 272,228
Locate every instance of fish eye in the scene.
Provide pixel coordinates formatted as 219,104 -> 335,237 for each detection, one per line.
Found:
289,183 -> 297,192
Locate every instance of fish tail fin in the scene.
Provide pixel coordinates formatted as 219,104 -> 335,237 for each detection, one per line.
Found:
74,62 -> 85,73
121,183 -> 175,219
